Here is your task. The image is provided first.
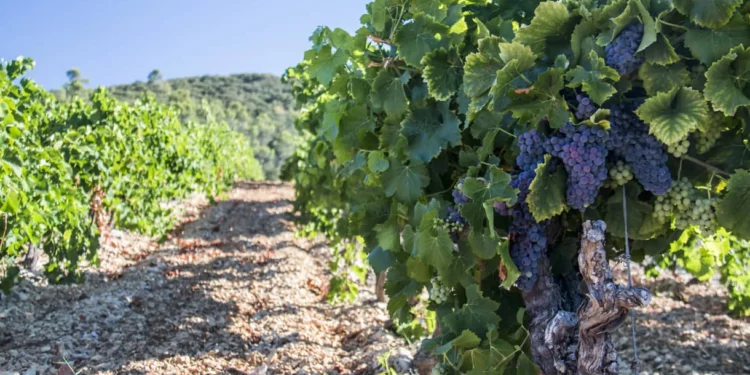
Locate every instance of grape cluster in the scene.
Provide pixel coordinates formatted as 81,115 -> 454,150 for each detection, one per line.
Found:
694,130 -> 721,154
605,22 -> 645,75
608,104 -> 673,195
517,130 -> 546,170
652,178 -> 717,231
429,277 -> 451,304
575,94 -> 598,120
689,198 -> 717,232
493,200 -> 512,216
667,138 -> 690,158
608,160 -> 633,187
545,123 -> 609,211
452,178 -> 470,205
507,130 -> 549,291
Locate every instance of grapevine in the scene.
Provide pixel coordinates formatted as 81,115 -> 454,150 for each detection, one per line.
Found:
0,58 -> 262,290
283,0 -> 750,373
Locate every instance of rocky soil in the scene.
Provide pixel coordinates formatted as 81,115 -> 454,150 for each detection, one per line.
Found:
1,181 -> 748,374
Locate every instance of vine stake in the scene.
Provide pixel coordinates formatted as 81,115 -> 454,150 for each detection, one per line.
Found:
621,185 -> 640,373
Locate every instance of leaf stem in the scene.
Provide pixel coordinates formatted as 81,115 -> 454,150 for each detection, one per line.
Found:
683,155 -> 730,177
659,19 -> 689,31
496,127 -> 517,139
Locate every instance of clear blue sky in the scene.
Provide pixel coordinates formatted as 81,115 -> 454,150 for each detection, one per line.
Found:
1,1 -> 367,89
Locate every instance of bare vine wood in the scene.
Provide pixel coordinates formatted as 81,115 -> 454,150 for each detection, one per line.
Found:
522,220 -> 652,375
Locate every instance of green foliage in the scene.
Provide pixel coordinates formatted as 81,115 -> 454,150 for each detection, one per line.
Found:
0,58 -> 262,291
58,72 -> 297,179
283,0 -> 750,370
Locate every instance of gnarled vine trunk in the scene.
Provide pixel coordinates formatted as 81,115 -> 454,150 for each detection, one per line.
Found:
524,220 -> 651,375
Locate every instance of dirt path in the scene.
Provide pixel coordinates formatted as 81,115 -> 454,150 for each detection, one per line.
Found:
1,182 -> 749,375
0,182 -> 412,375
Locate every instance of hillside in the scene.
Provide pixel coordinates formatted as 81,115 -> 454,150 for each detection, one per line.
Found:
59,73 -> 298,179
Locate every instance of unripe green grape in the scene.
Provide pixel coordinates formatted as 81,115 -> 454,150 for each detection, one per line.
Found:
429,277 -> 451,304
695,129 -> 721,154
667,138 -> 690,158
608,161 -> 633,187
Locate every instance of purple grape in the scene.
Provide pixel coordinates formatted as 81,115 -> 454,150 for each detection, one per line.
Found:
605,23 -> 645,76
452,179 -> 470,205
444,206 -> 468,243
607,103 -> 672,195
545,123 -> 609,211
575,94 -> 597,120
507,130 -> 550,291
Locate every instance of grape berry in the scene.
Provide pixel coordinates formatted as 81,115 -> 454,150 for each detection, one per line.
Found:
608,103 -> 673,195
605,22 -> 645,76
429,277 -> 451,304
575,94 -> 598,120
545,123 -> 609,211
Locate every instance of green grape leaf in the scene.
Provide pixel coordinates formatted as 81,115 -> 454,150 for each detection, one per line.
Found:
684,15 -> 750,66
321,99 -> 345,141
463,51 -> 503,98
406,256 -> 433,282
516,353 -> 541,375
638,62 -> 690,95
423,49 -> 462,101
443,284 -> 501,336
468,228 -> 499,260
452,329 -> 482,349
636,87 -> 709,145
394,13 -> 451,67
498,239 -> 519,289
507,68 -> 570,129
383,157 -> 430,203
375,206 -> 401,251
351,77 -> 371,103
415,210 -> 455,275
412,0 -> 449,21
528,155 -> 568,222
459,336 -> 516,374
460,149 -> 480,168
490,43 -> 537,111
716,170 -> 750,240
368,151 -> 390,173
598,0 -> 656,52
370,0 -> 389,33
673,0 -> 743,28
462,166 -> 518,207
371,70 -> 409,117
704,45 -> 750,116
308,45 -> 348,86
571,19 -> 599,65
565,51 -> 620,105
333,105 -> 376,160
1,190 -> 20,214
514,1 -> 571,54
368,246 -> 396,274
605,183 -> 656,240
330,28 -> 352,51
642,34 -> 680,65
401,100 -> 461,162
478,35 -> 504,58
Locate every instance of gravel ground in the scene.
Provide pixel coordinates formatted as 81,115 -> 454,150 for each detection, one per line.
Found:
0,182 -> 413,375
1,181 -> 748,375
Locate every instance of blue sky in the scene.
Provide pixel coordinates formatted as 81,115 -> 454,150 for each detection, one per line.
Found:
2,1 -> 367,89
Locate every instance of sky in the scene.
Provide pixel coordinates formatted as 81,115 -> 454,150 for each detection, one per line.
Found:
1,1 -> 368,90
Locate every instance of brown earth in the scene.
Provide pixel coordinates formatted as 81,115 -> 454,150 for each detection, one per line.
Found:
0,182 -> 748,375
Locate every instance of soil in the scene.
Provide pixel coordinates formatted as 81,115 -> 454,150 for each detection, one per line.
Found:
1,182 -> 748,375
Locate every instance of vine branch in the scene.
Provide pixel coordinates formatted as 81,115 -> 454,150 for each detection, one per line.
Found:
683,155 -> 730,177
